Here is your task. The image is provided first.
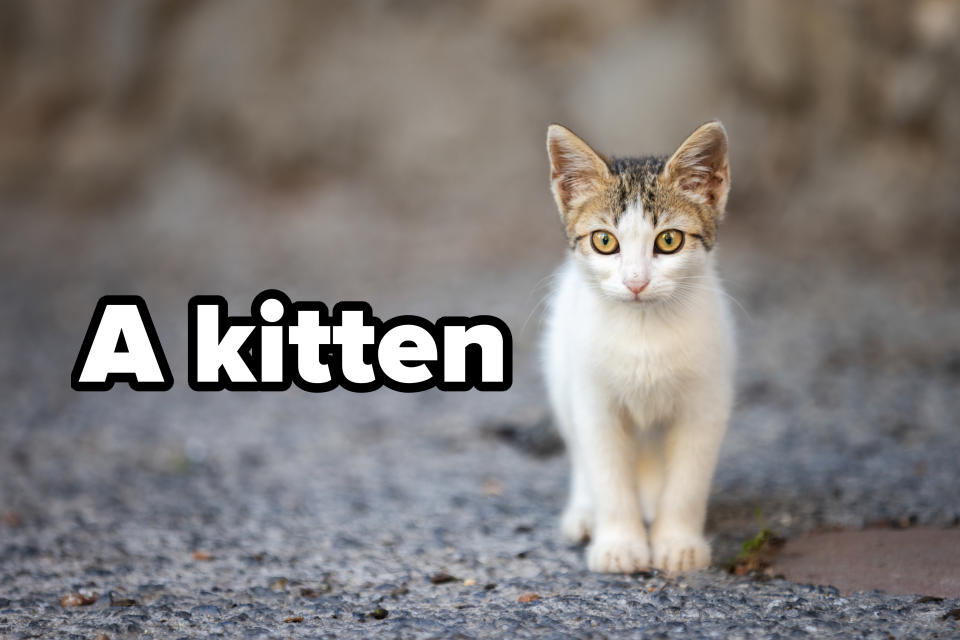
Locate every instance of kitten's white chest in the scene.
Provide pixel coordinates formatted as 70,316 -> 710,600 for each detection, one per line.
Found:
591,309 -> 695,425
597,313 -> 688,383
547,259 -> 730,431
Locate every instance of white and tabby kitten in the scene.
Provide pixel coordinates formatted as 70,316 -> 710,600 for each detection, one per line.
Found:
543,121 -> 735,573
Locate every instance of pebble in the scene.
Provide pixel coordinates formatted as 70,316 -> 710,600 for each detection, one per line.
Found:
60,593 -> 97,608
429,572 -> 458,585
190,605 -> 222,619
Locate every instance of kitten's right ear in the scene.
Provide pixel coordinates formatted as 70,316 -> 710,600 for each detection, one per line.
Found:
547,125 -> 612,218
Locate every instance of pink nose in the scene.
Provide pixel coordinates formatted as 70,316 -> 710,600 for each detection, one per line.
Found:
624,278 -> 649,295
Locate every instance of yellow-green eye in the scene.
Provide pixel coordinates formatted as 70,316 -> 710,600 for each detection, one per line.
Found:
655,229 -> 684,254
590,230 -> 619,254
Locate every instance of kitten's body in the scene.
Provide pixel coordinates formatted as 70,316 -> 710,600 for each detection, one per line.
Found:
543,123 -> 735,573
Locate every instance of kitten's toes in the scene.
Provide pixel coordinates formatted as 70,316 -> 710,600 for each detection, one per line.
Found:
651,533 -> 711,573
560,507 -> 593,543
587,533 -> 650,573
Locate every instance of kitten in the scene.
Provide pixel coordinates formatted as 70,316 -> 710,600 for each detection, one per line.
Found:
542,121 -> 735,573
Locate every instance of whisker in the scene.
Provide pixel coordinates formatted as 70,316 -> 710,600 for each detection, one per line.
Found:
673,282 -> 752,321
519,271 -> 562,336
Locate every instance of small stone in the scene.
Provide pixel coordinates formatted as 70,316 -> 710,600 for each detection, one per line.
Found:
482,477 -> 503,496
191,604 -> 221,619
943,608 -> 960,621
916,596 -> 944,604
429,572 -> 457,584
463,579 -> 477,586
518,593 -> 540,603
110,597 -> 138,607
283,615 -> 304,623
370,607 -> 389,620
191,550 -> 212,561
2,511 -> 21,527
61,592 -> 98,607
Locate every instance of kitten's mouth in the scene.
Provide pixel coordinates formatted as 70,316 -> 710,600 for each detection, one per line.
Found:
626,292 -> 662,305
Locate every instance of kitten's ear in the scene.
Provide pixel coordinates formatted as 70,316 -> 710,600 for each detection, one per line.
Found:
547,124 -> 612,218
663,121 -> 730,214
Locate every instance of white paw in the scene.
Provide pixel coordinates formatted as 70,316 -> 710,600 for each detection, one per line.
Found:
651,532 -> 711,573
587,532 -> 651,573
560,506 -> 593,543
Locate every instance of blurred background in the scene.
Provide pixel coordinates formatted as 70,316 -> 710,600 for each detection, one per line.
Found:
4,0 -> 960,261
1,1 -> 959,634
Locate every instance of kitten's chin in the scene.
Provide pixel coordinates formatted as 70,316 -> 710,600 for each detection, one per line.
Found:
607,291 -> 665,306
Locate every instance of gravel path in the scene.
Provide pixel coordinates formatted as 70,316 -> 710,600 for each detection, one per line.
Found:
2,193 -> 960,638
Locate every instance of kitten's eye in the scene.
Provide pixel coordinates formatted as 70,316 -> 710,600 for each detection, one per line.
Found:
590,230 -> 619,254
654,229 -> 684,254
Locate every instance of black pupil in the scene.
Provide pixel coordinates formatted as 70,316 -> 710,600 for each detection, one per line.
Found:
664,234 -> 673,245
601,235 -> 608,245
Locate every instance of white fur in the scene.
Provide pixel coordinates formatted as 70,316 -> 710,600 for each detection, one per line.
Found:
543,201 -> 735,573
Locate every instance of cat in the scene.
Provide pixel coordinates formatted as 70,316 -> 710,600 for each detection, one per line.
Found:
542,121 -> 735,573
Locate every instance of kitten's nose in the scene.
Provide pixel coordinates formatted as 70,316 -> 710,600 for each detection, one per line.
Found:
624,278 -> 649,295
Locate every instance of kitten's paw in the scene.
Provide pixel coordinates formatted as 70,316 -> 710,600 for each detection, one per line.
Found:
560,506 -> 593,543
587,532 -> 650,573
651,532 -> 711,573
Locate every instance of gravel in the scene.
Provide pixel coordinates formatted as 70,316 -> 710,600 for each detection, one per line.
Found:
2,191 -> 959,638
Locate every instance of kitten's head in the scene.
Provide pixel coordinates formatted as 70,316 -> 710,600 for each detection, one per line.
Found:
546,121 -> 730,305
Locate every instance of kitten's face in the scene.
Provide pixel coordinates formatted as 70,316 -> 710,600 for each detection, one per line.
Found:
547,121 -> 730,307
573,202 -> 710,304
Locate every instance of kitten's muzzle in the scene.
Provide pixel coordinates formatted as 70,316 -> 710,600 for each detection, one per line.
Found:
623,278 -> 650,296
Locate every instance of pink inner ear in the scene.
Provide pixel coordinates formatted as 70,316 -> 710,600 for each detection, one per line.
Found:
549,139 -> 606,209
671,141 -> 728,206
554,172 -> 578,206
680,167 -> 725,205
666,123 -> 729,207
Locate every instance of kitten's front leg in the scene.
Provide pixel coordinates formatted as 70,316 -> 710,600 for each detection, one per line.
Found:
576,394 -> 650,573
650,397 -> 729,573
560,460 -> 594,543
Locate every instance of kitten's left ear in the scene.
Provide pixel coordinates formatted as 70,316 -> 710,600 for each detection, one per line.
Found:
663,121 -> 730,215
